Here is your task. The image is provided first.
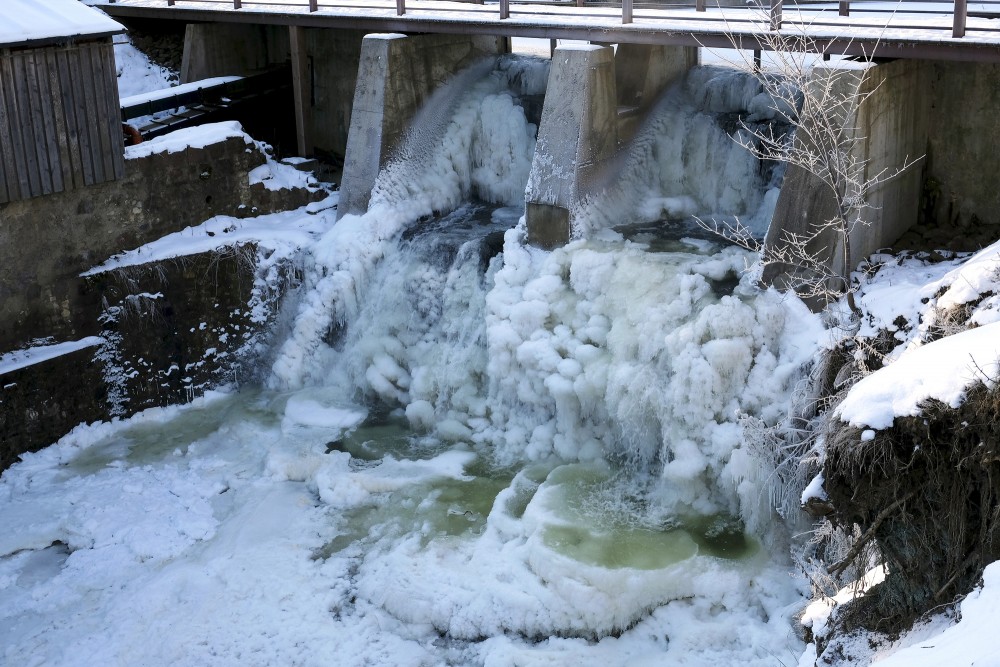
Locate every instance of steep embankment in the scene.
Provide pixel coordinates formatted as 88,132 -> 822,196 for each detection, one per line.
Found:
798,235 -> 1000,665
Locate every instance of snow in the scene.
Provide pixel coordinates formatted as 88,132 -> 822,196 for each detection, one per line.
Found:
8,26 -> 1000,667
800,471 -> 827,504
0,0 -> 123,46
114,38 -> 177,100
0,390 -> 804,666
86,0 -> 1000,52
836,322 -> 1000,429
120,76 -> 241,108
801,565 -> 887,636
1,54 -> 826,667
838,240 -> 1000,431
249,159 -> 320,191
0,337 -> 104,376
873,562 -> 1000,667
81,196 -> 336,276
790,237 -> 1000,663
124,120 -> 252,158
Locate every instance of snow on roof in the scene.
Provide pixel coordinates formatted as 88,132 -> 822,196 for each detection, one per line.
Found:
0,0 -> 124,48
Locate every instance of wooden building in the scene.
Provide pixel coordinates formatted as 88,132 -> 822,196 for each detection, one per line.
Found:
0,0 -> 126,204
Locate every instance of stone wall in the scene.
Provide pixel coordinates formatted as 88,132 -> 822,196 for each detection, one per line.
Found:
0,135 -> 315,353
0,247 -> 285,471
0,133 -> 319,470
0,344 -> 106,471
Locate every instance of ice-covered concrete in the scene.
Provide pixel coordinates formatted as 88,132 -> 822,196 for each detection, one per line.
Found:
337,33 -> 505,219
525,45 -> 617,249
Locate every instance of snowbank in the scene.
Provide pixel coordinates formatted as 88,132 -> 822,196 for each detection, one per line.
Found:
125,121 -> 252,159
837,321 -> 1000,429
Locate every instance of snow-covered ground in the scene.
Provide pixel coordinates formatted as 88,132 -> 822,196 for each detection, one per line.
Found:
114,35 -> 175,99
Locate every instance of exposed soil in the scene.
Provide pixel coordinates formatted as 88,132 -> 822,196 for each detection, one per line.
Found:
118,17 -> 186,80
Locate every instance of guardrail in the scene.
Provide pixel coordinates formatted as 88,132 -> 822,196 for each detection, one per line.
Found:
103,0 -> 997,38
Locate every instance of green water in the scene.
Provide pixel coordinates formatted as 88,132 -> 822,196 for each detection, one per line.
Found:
67,392 -> 269,474
64,392 -> 757,571
317,424 -> 757,569
537,462 -> 756,569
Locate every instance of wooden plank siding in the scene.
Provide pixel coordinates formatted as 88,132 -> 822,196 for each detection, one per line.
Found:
0,39 -> 124,204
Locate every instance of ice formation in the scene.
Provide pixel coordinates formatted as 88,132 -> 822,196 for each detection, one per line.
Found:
0,58 -> 828,666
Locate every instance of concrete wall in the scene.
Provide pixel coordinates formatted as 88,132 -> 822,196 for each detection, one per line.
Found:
765,58 -> 1000,300
180,22 -> 290,82
304,28 -> 368,158
615,44 -> 698,142
525,44 -> 696,248
338,33 -> 505,218
923,61 -> 1000,232
763,59 -> 930,295
854,59 -> 928,262
183,23 -> 369,159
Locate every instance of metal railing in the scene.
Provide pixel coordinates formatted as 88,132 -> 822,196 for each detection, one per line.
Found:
103,0 -> 994,38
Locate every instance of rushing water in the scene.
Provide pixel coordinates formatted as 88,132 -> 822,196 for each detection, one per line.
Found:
0,57 -> 824,666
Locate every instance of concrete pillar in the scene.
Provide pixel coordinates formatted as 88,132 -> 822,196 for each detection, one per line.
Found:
525,45 -> 618,249
615,43 -> 698,143
337,33 -> 504,219
763,59 -> 929,304
180,23 -> 289,83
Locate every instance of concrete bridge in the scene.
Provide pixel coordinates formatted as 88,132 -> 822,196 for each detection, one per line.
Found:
95,0 -> 1000,288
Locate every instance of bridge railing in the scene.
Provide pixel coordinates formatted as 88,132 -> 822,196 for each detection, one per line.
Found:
105,0 -> 994,39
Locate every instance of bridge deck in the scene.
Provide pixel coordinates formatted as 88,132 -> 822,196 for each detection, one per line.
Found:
96,0 -> 1000,61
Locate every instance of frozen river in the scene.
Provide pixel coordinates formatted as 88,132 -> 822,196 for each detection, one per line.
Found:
0,55 -> 826,666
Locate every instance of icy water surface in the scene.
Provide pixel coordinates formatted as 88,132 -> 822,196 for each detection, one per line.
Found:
1,61 -> 823,666
313,412 -> 756,567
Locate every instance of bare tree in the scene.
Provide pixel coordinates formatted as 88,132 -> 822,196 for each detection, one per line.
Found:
703,12 -> 921,316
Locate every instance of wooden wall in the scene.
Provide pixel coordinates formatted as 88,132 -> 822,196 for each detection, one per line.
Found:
0,39 -> 125,205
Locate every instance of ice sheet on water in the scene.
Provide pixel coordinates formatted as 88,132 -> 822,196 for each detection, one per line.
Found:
282,389 -> 368,431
